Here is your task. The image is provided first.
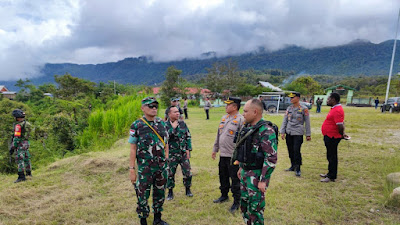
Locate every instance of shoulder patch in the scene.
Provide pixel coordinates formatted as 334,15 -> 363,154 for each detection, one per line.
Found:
14,124 -> 22,137
304,108 -> 309,116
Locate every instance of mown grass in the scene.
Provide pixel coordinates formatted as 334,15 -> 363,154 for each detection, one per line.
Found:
0,106 -> 399,224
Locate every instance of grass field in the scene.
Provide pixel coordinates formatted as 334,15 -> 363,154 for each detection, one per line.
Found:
0,106 -> 399,225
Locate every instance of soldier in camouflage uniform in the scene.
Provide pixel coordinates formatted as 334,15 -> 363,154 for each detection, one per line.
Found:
10,109 -> 32,183
236,99 -> 278,225
165,106 -> 193,200
129,97 -> 169,225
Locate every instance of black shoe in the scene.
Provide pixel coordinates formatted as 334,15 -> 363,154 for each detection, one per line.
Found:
14,172 -> 26,183
140,218 -> 148,225
167,189 -> 173,200
295,166 -> 301,177
26,171 -> 32,177
213,196 -> 229,203
285,166 -> 294,172
153,213 -> 169,225
229,202 -> 240,213
185,187 -> 193,197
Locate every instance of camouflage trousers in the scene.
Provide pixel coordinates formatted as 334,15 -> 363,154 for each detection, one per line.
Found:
240,169 -> 266,225
15,141 -> 31,173
134,161 -> 168,219
167,151 -> 192,189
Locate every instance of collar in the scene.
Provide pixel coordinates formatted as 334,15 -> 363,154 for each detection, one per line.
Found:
331,104 -> 341,109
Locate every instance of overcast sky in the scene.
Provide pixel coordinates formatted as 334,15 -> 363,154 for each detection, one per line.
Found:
1,0 -> 400,81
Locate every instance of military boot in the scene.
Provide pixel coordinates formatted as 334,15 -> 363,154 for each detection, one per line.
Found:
140,218 -> 147,225
153,212 -> 169,225
167,189 -> 174,200
229,199 -> 240,213
285,166 -> 294,171
295,165 -> 301,177
185,187 -> 193,197
26,171 -> 32,177
213,195 -> 229,203
14,172 -> 26,183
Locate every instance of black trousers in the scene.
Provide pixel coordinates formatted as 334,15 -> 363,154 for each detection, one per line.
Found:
218,157 -> 240,202
286,134 -> 303,168
205,109 -> 209,119
324,135 -> 341,180
184,108 -> 188,119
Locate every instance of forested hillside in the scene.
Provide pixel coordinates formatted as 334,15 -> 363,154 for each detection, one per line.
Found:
2,40 -> 400,88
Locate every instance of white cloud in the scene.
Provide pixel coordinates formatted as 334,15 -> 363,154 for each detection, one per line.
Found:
0,0 -> 400,80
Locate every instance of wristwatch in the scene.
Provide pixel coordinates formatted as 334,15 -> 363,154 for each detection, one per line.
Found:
129,166 -> 135,170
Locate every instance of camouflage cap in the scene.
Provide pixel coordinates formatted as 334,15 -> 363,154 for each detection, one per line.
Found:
141,97 -> 158,105
170,97 -> 180,101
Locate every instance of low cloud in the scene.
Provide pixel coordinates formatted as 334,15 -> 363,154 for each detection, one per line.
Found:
1,0 -> 399,80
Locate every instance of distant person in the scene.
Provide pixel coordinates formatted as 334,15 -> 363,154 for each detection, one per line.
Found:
183,98 -> 188,119
235,99 -> 277,225
316,97 -> 323,113
280,92 -> 311,177
164,97 -> 183,120
374,97 -> 379,109
320,93 -> 348,182
204,97 -> 212,120
129,97 -> 169,225
166,106 -> 193,200
212,97 -> 244,213
10,109 -> 32,183
309,97 -> 313,104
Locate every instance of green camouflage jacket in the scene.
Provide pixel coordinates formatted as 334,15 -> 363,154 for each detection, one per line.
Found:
166,120 -> 192,153
128,116 -> 169,160
240,119 -> 278,182
13,120 -> 31,147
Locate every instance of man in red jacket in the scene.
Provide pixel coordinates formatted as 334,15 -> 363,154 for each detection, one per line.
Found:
320,93 -> 349,182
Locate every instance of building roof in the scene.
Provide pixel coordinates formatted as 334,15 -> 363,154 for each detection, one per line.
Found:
0,85 -> 9,92
258,81 -> 282,92
1,91 -> 16,94
325,85 -> 356,91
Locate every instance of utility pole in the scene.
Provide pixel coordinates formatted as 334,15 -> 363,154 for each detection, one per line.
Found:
385,8 -> 400,104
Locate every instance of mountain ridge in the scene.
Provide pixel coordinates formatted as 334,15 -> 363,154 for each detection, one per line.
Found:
1,39 -> 400,89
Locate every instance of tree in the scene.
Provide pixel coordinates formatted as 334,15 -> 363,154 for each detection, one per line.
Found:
205,60 -> 244,96
285,76 -> 322,96
54,73 -> 96,100
160,66 -> 184,106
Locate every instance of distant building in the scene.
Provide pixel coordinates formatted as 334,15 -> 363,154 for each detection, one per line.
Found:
1,91 -> 17,100
258,81 -> 283,92
0,85 -> 9,92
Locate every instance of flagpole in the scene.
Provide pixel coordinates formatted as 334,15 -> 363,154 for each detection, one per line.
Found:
385,8 -> 400,104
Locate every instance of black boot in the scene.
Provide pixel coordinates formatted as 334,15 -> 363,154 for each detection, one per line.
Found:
26,171 -> 32,177
185,187 -> 193,197
140,218 -> 147,225
167,189 -> 173,200
153,212 -> 169,225
295,165 -> 301,177
285,165 -> 294,171
14,172 -> 26,183
213,195 -> 229,203
229,200 -> 240,213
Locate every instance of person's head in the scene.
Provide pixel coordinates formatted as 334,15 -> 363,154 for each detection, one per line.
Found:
141,97 -> 159,117
170,97 -> 179,106
243,99 -> 264,124
288,92 -> 300,104
327,93 -> 340,106
317,97 -> 320,100
168,106 -> 180,121
184,97 -> 187,101
224,97 -> 241,114
12,109 -> 25,121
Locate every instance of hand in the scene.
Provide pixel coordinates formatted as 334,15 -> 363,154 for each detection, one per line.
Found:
237,168 -> 242,179
306,136 -> 311,141
258,181 -> 267,193
130,169 -> 137,184
186,150 -> 190,159
211,152 -> 216,160
281,134 -> 285,140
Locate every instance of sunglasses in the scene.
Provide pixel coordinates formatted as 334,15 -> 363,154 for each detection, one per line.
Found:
147,104 -> 158,109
